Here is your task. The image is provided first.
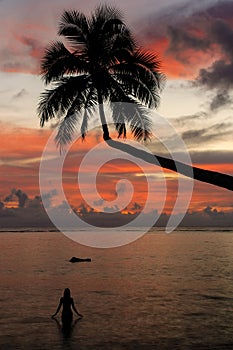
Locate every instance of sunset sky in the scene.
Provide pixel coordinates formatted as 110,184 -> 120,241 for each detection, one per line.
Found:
0,0 -> 232,227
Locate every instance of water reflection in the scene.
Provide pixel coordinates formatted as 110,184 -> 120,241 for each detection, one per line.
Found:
52,316 -> 81,339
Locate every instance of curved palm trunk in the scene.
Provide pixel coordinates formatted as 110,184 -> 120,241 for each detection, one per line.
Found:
106,139 -> 233,191
97,104 -> 232,191
98,93 -> 111,141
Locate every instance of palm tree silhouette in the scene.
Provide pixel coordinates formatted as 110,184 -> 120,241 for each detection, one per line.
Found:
38,6 -> 163,141
38,5 -> 232,191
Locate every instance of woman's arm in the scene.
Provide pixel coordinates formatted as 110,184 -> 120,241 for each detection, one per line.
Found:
71,299 -> 83,317
52,298 -> 63,318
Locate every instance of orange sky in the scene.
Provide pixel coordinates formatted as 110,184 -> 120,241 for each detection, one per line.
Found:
0,0 -> 232,225
1,125 -> 232,215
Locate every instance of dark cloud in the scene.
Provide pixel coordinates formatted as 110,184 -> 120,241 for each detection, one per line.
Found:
4,188 -> 16,202
207,1 -> 233,20
4,188 -> 28,207
93,198 -> 104,206
78,203 -> 89,214
165,5 -> 233,58
92,202 -> 141,216
189,150 -> 233,165
182,129 -> 206,141
103,205 -> 120,213
26,196 -> 42,209
175,112 -> 208,127
166,26 -> 210,63
0,200 -> 233,228
41,189 -> 58,208
195,18 -> 233,108
131,202 -> 142,211
181,121 -> 232,145
0,35 -> 43,73
209,89 -> 232,111
211,19 -> 233,58
15,189 -> 28,208
13,89 -> 28,99
139,1 -> 233,110
180,206 -> 233,227
198,59 -> 233,90
150,149 -> 233,169
153,206 -> 233,227
162,11 -> 233,111
165,11 -> 233,96
203,206 -> 223,217
139,1 -> 217,41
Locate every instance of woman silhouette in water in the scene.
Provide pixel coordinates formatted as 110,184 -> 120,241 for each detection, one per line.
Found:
52,288 -> 83,325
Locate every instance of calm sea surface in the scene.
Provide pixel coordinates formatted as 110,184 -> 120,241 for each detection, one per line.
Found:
1,228 -> 233,350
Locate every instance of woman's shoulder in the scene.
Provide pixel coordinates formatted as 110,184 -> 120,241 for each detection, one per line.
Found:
61,296 -> 73,302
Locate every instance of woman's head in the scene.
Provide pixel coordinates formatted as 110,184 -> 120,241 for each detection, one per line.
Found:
63,288 -> 71,298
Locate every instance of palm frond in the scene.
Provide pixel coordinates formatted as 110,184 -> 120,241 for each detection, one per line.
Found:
108,78 -> 152,141
133,49 -> 161,70
110,46 -> 165,107
55,111 -> 80,149
81,109 -> 89,139
111,100 -> 152,141
115,69 -> 160,108
132,49 -> 166,89
129,103 -> 153,141
38,87 -> 68,127
102,28 -> 135,67
102,18 -> 125,34
88,5 -> 135,66
58,10 -> 89,47
38,76 -> 90,126
109,75 -> 132,123
41,41 -> 88,84
55,85 -> 98,147
111,34 -> 135,56
94,6 -> 135,65
39,5 -> 163,145
81,87 -> 98,139
116,122 -> 126,138
92,5 -> 123,27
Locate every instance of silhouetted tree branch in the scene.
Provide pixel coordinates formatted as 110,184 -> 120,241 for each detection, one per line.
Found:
107,140 -> 233,191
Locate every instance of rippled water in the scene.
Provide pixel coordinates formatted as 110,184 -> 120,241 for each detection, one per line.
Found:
1,228 -> 233,349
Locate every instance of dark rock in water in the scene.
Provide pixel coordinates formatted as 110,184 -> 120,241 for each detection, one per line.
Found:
69,256 -> 92,263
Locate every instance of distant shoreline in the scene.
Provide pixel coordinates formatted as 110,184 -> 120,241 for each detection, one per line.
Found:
0,226 -> 232,233
1,207 -> 233,229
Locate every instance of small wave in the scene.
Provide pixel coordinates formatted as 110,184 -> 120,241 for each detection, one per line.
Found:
89,290 -> 114,296
200,294 -> 233,301
0,228 -> 59,233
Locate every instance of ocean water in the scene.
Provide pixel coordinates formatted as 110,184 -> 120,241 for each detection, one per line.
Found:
1,228 -> 233,350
